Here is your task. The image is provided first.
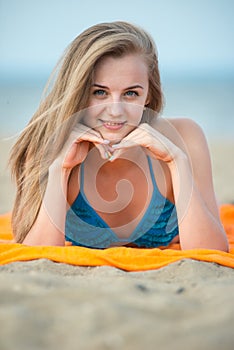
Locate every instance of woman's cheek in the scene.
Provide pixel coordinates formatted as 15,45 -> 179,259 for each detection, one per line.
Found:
127,110 -> 144,128
82,105 -> 104,127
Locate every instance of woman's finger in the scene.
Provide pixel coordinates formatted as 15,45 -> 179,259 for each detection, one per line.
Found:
71,123 -> 107,145
94,143 -> 112,160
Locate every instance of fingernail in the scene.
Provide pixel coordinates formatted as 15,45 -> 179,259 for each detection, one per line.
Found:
111,144 -> 119,148
105,151 -> 109,159
109,155 -> 115,161
103,139 -> 110,144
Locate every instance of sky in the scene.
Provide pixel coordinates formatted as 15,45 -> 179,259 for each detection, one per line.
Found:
1,0 -> 234,81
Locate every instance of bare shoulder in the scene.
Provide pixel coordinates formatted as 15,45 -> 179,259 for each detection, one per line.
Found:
167,118 -> 210,164
166,117 -> 206,141
150,116 -> 208,156
151,116 -> 221,217
153,117 -> 212,186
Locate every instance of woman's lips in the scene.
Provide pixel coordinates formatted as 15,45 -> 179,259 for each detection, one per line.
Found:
100,120 -> 126,130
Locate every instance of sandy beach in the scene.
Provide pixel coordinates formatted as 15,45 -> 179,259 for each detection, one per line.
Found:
0,259 -> 234,350
0,136 -> 234,349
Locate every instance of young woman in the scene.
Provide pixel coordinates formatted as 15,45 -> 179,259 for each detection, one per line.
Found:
9,21 -> 228,251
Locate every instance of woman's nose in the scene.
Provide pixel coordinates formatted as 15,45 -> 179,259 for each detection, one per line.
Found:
107,101 -> 124,117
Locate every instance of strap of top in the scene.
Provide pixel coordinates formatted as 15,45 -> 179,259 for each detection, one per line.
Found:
146,156 -> 157,189
79,162 -> 85,194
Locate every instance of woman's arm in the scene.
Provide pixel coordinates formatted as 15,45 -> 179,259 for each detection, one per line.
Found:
167,118 -> 229,251
23,165 -> 70,246
23,124 -> 108,246
109,118 -> 229,251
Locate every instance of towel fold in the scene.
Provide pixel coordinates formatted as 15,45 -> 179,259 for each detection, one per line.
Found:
0,204 -> 233,271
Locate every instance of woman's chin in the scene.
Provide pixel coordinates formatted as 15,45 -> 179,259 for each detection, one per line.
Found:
98,126 -> 137,145
98,131 -> 123,145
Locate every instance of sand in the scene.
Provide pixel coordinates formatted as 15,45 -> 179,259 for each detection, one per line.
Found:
0,136 -> 234,349
0,259 -> 234,350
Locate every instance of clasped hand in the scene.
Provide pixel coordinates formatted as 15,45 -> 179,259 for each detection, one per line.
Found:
53,122 -> 182,171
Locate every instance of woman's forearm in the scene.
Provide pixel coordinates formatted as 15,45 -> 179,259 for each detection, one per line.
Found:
168,155 -> 229,251
23,166 -> 70,246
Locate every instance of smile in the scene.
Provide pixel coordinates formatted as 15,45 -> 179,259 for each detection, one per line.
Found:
100,120 -> 126,130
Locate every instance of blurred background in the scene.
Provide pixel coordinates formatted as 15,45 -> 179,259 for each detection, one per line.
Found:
0,0 -> 234,212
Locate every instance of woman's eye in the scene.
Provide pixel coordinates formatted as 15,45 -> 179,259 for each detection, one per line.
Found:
93,89 -> 107,96
125,91 -> 139,97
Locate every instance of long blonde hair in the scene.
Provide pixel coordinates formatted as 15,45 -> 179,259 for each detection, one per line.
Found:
9,21 -> 163,243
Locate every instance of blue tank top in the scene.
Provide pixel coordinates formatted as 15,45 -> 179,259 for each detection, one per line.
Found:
65,156 -> 179,248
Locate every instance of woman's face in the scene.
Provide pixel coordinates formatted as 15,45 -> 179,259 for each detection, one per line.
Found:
83,54 -> 149,144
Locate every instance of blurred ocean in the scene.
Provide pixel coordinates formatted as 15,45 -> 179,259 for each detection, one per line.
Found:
0,76 -> 234,141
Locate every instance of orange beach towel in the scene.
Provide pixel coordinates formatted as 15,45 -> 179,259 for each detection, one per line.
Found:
0,204 -> 234,271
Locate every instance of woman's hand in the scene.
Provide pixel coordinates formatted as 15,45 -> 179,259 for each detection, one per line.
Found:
108,123 -> 185,163
50,123 -> 110,171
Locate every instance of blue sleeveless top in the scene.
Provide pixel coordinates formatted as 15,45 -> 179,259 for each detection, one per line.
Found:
65,157 -> 179,249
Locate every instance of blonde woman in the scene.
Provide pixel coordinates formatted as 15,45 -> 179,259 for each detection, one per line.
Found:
10,21 -> 228,251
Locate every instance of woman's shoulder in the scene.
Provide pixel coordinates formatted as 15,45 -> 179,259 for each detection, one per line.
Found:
165,117 -> 205,137
151,116 -> 205,137
150,116 -> 207,155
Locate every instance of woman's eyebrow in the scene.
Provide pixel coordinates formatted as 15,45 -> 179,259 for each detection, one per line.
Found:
124,84 -> 144,90
92,83 -> 108,89
92,83 -> 144,89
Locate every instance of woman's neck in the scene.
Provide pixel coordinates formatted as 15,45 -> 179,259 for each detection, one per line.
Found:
86,145 -> 146,175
